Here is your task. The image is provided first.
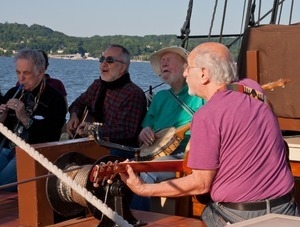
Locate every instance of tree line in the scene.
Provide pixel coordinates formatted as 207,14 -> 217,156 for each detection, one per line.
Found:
0,22 -> 241,60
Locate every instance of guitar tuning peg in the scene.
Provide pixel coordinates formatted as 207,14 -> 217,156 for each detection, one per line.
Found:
101,176 -> 108,186
93,182 -> 100,188
99,162 -> 105,167
91,165 -> 101,188
92,165 -> 100,188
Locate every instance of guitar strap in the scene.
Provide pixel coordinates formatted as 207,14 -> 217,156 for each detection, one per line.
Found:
219,84 -> 271,108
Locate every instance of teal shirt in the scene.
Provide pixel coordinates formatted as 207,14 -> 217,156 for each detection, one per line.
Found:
142,85 -> 205,150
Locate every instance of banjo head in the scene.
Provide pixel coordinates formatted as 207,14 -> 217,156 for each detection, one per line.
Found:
140,127 -> 178,161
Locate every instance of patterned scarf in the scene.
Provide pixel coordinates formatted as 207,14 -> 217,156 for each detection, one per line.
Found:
94,73 -> 130,122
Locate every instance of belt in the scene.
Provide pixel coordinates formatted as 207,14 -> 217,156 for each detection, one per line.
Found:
220,191 -> 294,211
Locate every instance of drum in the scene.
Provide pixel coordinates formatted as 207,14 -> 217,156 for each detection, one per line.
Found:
139,123 -> 191,161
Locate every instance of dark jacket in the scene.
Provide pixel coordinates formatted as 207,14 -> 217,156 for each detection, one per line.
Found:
1,82 -> 66,147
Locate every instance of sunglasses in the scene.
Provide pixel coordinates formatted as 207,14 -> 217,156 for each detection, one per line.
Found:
99,56 -> 124,64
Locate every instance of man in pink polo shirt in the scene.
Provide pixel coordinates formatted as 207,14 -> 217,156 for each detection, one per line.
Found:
120,42 -> 299,226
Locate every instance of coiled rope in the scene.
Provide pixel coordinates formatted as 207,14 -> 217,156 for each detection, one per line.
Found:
0,122 -> 132,227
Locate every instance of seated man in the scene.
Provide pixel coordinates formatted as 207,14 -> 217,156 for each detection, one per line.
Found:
16,49 -> 68,109
66,44 -> 147,159
132,46 -> 205,210
0,49 -> 66,191
120,42 -> 299,226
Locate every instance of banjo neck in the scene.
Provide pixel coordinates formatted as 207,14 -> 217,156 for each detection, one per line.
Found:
175,122 -> 191,139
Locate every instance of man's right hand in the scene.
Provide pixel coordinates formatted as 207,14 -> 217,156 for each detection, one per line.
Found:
66,114 -> 80,138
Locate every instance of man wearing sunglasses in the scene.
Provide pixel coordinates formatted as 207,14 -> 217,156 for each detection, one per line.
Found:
66,44 -> 147,159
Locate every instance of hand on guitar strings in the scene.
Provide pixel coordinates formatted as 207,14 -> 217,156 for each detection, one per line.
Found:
119,160 -> 146,195
66,114 -> 80,138
75,122 -> 94,137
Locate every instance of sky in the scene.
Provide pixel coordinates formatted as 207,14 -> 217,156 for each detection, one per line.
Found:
1,0 -> 300,38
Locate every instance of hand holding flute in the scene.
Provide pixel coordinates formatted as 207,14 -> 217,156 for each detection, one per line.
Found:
0,84 -> 24,122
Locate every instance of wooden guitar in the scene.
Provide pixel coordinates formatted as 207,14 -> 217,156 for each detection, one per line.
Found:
89,159 -> 189,183
89,154 -> 212,204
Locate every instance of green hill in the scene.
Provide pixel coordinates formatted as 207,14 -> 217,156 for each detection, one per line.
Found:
0,22 -> 240,60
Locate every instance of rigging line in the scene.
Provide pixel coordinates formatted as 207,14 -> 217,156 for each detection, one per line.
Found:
249,0 -> 256,26
278,1 -> 283,24
258,0 -> 262,26
227,36 -> 243,49
219,0 -> 228,43
289,0 -> 294,25
253,0 -> 285,26
240,0 -> 246,34
143,82 -> 164,93
243,0 -> 253,33
208,0 -> 219,41
0,166 -> 83,190
270,0 -> 280,24
180,0 -> 193,48
232,0 -> 247,50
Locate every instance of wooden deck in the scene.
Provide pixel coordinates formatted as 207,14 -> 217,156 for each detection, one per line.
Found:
0,191 -> 18,227
0,191 -> 205,227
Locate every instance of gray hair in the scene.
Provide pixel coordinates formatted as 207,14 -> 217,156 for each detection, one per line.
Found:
107,44 -> 131,71
14,49 -> 45,73
195,47 -> 238,85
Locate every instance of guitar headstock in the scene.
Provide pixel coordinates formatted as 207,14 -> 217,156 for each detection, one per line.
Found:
89,161 -> 124,187
261,78 -> 291,91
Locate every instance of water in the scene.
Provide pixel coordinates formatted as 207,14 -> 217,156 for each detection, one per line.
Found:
0,56 -> 169,117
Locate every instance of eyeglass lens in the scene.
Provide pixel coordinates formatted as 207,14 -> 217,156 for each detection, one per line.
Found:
99,56 -> 124,64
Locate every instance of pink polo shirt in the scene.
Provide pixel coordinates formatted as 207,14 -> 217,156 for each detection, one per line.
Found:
188,79 -> 294,202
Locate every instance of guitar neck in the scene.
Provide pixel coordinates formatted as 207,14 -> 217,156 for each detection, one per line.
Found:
90,160 -> 186,182
261,79 -> 290,90
127,160 -> 184,173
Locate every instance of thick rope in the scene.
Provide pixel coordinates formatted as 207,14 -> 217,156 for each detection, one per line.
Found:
0,123 -> 132,227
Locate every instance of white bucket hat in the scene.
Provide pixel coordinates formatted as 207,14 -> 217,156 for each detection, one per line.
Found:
149,46 -> 189,75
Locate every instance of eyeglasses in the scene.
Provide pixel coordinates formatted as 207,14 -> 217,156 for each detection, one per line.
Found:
99,56 -> 124,64
185,65 -> 199,73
